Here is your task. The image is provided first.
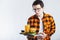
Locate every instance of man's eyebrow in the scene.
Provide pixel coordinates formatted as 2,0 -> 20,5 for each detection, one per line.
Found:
33,8 -> 41,9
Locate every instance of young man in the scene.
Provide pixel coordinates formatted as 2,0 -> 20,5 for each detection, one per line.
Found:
27,0 -> 56,40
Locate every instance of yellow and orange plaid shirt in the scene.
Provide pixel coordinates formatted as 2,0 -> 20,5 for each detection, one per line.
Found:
27,13 -> 56,40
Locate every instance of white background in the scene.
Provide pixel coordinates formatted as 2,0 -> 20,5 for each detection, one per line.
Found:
0,0 -> 60,40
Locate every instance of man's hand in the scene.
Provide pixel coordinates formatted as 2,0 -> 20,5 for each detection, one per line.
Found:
39,32 -> 47,38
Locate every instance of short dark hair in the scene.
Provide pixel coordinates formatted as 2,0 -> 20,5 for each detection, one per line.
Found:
32,0 -> 44,8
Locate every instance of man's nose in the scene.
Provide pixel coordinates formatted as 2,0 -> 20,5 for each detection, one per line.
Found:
35,10 -> 39,13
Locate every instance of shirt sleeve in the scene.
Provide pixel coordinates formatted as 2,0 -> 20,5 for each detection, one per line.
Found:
49,16 -> 56,36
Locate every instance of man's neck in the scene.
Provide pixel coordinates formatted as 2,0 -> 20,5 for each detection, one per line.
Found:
38,13 -> 43,19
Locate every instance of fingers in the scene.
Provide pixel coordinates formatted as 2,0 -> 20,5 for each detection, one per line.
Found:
39,32 -> 47,38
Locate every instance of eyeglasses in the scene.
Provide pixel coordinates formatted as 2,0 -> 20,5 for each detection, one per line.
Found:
33,8 -> 41,11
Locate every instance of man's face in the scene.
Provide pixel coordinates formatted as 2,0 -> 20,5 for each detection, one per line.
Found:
32,4 -> 44,16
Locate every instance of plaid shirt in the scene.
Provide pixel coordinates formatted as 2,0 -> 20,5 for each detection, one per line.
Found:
27,13 -> 56,40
